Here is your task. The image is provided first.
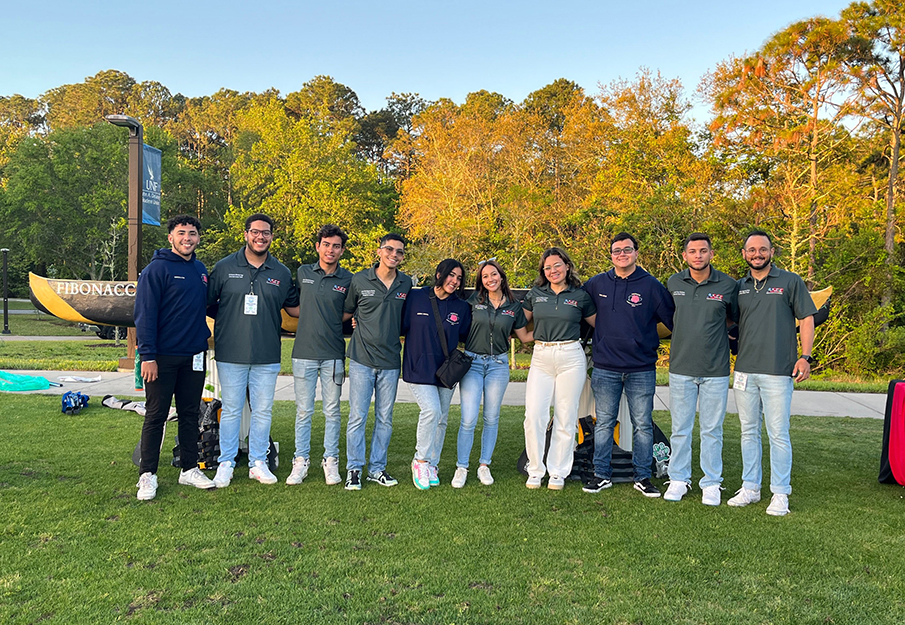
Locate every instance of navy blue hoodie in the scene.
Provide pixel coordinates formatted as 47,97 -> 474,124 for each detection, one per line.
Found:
583,267 -> 675,373
401,287 -> 472,385
135,248 -> 211,361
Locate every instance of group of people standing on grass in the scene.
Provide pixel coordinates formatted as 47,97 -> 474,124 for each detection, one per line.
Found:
134,214 -> 817,517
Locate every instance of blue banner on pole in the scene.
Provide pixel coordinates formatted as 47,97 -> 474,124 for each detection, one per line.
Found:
142,144 -> 162,226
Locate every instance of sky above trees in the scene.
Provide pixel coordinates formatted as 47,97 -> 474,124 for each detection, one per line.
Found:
2,0 -> 851,120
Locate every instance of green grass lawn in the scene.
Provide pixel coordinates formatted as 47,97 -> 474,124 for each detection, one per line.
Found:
0,314 -> 90,336
0,340 -> 126,371
5,300 -> 37,310
1,396 -> 903,624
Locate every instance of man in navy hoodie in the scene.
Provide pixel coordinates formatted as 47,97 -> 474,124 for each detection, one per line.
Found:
581,232 -> 675,498
134,215 -> 215,500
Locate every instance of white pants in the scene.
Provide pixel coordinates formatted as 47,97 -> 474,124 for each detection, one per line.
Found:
523,341 -> 586,479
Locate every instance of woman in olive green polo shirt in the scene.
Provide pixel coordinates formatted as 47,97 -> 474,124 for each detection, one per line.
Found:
522,247 -> 596,491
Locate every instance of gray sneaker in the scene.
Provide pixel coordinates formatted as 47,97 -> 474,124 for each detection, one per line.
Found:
367,470 -> 398,487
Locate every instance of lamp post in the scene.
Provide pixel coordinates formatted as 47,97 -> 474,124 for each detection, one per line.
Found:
1,248 -> 10,335
105,115 -> 143,367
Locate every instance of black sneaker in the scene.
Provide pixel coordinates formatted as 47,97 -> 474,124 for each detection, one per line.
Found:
366,470 -> 398,487
344,469 -> 362,491
582,476 -> 613,493
634,478 -> 661,498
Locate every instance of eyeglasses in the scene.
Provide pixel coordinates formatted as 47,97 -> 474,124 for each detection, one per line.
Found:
247,229 -> 272,238
543,262 -> 565,273
380,246 -> 405,257
611,247 -> 635,256
478,257 -> 497,265
744,247 -> 772,255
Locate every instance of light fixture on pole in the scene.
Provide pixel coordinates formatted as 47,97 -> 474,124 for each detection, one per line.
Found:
105,114 -> 143,368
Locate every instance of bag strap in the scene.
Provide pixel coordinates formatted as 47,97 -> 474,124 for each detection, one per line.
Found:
429,291 -> 450,358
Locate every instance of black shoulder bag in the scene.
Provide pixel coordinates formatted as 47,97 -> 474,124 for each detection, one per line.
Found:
430,292 -> 473,389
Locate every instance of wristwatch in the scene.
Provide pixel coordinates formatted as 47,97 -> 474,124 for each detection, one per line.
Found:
800,355 -> 815,364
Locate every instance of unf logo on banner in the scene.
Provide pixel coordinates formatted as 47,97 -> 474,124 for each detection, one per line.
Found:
142,144 -> 162,226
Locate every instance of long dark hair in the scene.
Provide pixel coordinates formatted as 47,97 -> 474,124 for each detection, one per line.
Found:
474,259 -> 515,305
535,247 -> 581,288
433,258 -> 466,297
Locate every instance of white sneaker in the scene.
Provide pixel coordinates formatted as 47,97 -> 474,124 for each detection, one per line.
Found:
727,487 -> 761,507
526,476 -> 542,489
322,457 -> 341,485
213,462 -> 234,488
285,457 -> 310,485
136,472 -> 157,500
428,465 -> 440,486
477,465 -> 494,486
451,467 -> 468,488
548,475 -> 565,490
178,467 -> 216,490
702,485 -> 722,506
664,480 -> 690,502
249,460 -> 278,484
766,493 -> 790,516
412,461 -> 430,490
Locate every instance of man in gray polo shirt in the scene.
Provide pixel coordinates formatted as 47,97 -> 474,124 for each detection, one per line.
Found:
341,233 -> 413,491
286,224 -> 352,487
728,230 -> 816,516
207,213 -> 300,488
664,233 -> 739,506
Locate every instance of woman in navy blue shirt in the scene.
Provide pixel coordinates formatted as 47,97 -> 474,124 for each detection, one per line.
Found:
402,259 -> 472,490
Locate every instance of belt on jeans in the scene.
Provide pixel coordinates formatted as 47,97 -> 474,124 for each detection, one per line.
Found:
535,340 -> 579,347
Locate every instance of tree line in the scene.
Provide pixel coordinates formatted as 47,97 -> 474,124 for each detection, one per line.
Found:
0,0 -> 903,376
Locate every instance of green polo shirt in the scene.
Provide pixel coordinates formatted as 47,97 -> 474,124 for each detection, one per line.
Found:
667,267 -> 739,377
522,284 -> 595,342
207,248 -> 299,365
735,265 -> 817,377
465,292 -> 528,356
344,264 -> 413,370
291,262 -> 353,361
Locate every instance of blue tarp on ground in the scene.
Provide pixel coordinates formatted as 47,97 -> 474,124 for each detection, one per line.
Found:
0,370 -> 51,392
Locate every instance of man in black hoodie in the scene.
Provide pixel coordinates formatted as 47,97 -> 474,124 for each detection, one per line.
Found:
134,215 -> 215,500
581,233 -> 675,498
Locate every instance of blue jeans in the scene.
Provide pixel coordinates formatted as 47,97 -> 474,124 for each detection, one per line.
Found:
668,373 -> 729,488
346,360 -> 399,473
733,372 -> 794,495
292,358 -> 344,461
457,352 -> 509,468
409,383 -> 455,466
216,361 -> 281,466
590,368 -> 656,481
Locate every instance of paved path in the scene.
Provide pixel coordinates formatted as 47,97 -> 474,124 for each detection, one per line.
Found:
3,368 -> 888,419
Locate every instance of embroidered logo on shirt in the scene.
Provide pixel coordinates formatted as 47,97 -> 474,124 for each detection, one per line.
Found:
535,296 -> 548,303
767,287 -> 784,295
174,275 -> 185,280
228,273 -> 244,279
706,293 -> 724,301
266,278 -> 281,286
501,310 -> 515,317
446,312 -> 461,325
627,293 -> 643,307
332,285 -> 347,294
201,274 -> 208,284
564,299 -> 578,306
395,292 -> 407,300
739,289 -> 751,295
301,278 -> 315,284
417,312 -> 429,316
361,289 -> 376,297
672,290 -> 685,296
474,304 -> 488,310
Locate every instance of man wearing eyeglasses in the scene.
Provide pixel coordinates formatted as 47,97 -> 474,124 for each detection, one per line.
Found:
341,233 -> 413,490
207,213 -> 300,488
581,232 -> 675,498
286,224 -> 353,487
728,230 -> 816,516
663,233 -> 739,506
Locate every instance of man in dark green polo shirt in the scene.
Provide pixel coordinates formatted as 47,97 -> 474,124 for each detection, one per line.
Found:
341,233 -> 413,490
728,230 -> 816,517
207,213 -> 300,489
664,233 -> 739,506
286,224 -> 353,487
